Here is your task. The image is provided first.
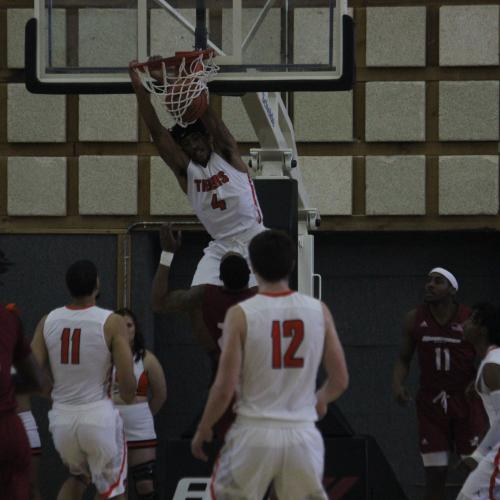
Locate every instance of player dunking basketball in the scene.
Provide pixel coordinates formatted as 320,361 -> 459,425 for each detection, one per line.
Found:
191,230 -> 349,499
30,260 -> 136,500
129,63 -> 265,287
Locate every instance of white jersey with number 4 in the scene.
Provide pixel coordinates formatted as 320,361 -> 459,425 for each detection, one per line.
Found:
235,291 -> 325,422
43,305 -> 113,406
187,152 -> 263,240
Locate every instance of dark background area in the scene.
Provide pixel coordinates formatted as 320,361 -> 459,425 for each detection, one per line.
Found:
1,230 -> 499,499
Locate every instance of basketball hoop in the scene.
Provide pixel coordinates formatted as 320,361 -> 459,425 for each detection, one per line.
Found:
131,50 -> 219,128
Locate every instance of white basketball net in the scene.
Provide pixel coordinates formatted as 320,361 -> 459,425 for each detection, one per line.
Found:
134,53 -> 219,127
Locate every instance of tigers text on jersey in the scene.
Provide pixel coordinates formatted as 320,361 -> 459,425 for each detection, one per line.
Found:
235,291 -> 325,422
187,152 -> 263,240
43,305 -> 113,405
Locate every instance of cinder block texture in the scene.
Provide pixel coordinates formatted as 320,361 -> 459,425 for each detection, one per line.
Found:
366,156 -> 426,215
7,157 -> 66,216
439,156 -> 499,215
299,157 -> 352,215
222,97 -> 258,143
294,8 -> 329,64
79,156 -> 137,215
366,7 -> 426,67
294,92 -> 353,142
79,95 -> 138,142
150,157 -> 193,215
79,9 -> 136,68
439,81 -> 499,141
151,9 -> 196,57
366,82 -> 426,142
8,84 -> 66,142
8,9 -> 66,69
223,8 -> 281,64
440,6 -> 499,66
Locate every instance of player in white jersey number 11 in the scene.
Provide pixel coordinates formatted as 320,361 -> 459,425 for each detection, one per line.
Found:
30,260 -> 136,500
191,230 -> 349,500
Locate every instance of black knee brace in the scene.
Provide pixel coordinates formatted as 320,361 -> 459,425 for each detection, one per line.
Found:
130,460 -> 156,499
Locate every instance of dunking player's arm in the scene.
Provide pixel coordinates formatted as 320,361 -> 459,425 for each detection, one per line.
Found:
392,309 -> 417,406
191,304 -> 244,461
105,314 -> 136,404
129,63 -> 188,193
199,106 -> 247,172
315,303 -> 349,418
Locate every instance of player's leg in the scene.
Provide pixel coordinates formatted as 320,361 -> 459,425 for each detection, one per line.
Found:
454,394 -> 488,462
49,408 -> 90,500
273,425 -> 327,500
118,402 -> 158,498
56,476 -> 89,500
18,411 -> 42,500
416,392 -> 452,500
457,450 -> 500,500
79,403 -> 127,499
0,412 -> 31,500
191,239 -> 226,286
211,423 -> 276,499
128,447 -> 157,499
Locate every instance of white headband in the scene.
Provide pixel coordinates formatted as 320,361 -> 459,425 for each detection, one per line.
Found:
429,267 -> 459,291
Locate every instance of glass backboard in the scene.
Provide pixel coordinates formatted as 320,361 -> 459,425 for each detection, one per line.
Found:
26,0 -> 354,94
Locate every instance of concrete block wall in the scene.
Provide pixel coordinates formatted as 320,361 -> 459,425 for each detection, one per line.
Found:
2,2 -> 498,228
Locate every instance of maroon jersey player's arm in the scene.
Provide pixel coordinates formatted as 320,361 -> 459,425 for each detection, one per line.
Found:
129,62 -> 189,193
392,309 -> 417,406
199,106 -> 247,173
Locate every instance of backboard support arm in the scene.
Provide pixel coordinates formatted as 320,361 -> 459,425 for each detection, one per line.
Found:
242,92 -> 320,298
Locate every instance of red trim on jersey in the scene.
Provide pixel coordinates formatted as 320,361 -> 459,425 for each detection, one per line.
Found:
489,447 -> 500,499
127,439 -> 157,449
210,456 -> 220,500
259,290 -> 295,297
101,430 -> 127,499
65,304 -> 94,310
31,447 -> 42,456
247,174 -> 262,223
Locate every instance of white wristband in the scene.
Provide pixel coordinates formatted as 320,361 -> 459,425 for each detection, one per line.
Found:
160,251 -> 174,267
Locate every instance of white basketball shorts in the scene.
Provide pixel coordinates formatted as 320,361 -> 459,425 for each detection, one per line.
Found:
18,410 -> 41,454
457,450 -> 500,500
211,417 -> 327,500
116,402 -> 157,448
191,225 -> 265,287
48,399 -> 127,498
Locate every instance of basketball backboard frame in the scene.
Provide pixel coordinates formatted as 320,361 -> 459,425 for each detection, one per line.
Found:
25,0 -> 355,94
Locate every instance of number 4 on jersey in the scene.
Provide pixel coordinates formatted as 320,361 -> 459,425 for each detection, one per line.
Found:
271,320 -> 304,369
211,193 -> 227,211
61,328 -> 81,364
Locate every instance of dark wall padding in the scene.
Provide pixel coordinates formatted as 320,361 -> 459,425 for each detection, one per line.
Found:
2,231 -> 500,499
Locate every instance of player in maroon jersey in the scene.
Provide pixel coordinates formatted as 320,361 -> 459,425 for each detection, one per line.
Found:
0,250 -> 48,500
151,223 -> 256,436
392,267 -> 486,500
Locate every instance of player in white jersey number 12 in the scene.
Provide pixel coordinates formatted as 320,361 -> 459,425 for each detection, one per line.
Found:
130,63 -> 265,288
191,230 -> 349,499
30,260 -> 136,500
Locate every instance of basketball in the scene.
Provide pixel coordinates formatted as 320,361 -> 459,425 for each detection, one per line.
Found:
164,58 -> 209,124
